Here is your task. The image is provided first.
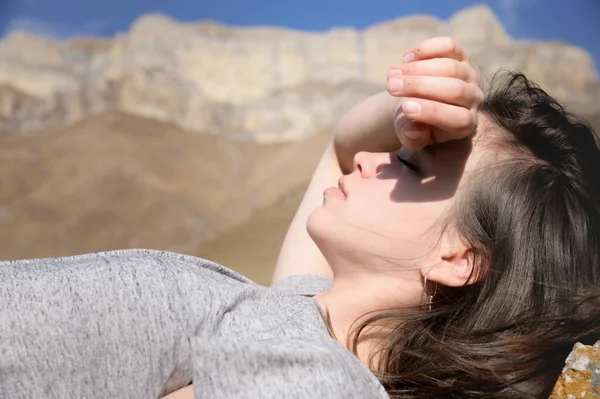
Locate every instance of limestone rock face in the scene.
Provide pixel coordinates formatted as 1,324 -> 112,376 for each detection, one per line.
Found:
447,4 -> 511,48
551,341 -> 600,398
0,5 -> 598,141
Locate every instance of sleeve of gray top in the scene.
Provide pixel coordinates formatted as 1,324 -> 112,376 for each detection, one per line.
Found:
192,337 -> 390,399
270,274 -> 333,296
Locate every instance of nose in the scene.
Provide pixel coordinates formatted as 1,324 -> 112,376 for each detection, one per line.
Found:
352,151 -> 378,178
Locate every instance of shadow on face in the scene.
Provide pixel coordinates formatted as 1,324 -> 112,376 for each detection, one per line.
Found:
374,135 -> 474,204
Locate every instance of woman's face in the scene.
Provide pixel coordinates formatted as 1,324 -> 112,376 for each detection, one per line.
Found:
307,134 -> 492,274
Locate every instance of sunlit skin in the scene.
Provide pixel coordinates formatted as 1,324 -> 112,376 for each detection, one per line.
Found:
160,36 -> 485,399
160,132 -> 499,398
310,121 -> 501,361
310,139 -> 473,268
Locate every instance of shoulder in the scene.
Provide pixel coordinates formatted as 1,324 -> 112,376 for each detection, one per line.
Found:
0,248 -> 254,283
270,274 -> 333,297
191,335 -> 388,399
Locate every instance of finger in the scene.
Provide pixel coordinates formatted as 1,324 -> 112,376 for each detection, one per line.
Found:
400,98 -> 477,140
402,36 -> 469,63
387,75 -> 477,108
399,121 -> 431,150
393,105 -> 430,149
388,58 -> 476,83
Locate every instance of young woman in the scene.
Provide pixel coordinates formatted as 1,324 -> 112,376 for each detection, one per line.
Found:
1,37 -> 598,399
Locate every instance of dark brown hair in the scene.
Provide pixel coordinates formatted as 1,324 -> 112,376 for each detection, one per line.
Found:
351,71 -> 600,398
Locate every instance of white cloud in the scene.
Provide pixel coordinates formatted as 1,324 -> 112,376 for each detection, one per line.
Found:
2,16 -> 111,40
498,0 -> 536,29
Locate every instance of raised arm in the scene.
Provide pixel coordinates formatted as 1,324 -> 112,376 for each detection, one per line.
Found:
271,37 -> 483,284
271,93 -> 402,284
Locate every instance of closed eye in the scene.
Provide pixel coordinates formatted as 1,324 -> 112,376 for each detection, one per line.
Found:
396,154 -> 421,175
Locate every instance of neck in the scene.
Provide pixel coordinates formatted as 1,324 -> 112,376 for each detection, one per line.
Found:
314,268 -> 423,367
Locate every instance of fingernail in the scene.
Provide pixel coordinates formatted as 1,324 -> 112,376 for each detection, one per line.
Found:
387,78 -> 404,92
403,52 -> 415,63
388,69 -> 403,78
403,100 -> 421,114
405,130 -> 422,140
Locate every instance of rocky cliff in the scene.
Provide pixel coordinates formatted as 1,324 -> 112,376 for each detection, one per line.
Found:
0,5 -> 598,142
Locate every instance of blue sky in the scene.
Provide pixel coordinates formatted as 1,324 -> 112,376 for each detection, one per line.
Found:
0,0 -> 598,76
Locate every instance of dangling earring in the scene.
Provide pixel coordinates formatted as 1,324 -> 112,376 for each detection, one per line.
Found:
423,271 -> 438,311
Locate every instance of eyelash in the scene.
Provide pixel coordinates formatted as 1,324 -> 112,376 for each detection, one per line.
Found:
396,154 -> 421,174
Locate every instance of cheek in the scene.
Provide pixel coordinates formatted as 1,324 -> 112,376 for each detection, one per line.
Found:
307,206 -> 376,254
308,197 -> 448,264
345,195 -> 451,243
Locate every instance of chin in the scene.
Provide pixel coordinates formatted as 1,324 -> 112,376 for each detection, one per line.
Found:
307,207 -> 339,248
307,207 -> 357,262
306,207 -> 329,245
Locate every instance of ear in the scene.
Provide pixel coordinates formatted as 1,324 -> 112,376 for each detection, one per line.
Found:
424,233 -> 476,288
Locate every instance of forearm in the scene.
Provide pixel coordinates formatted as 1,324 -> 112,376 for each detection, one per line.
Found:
273,93 -> 402,282
333,91 -> 402,173
272,140 -> 340,283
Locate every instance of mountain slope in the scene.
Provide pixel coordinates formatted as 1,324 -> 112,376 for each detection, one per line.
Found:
0,111 -> 329,261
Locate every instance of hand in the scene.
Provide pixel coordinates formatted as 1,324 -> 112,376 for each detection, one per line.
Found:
386,37 -> 484,150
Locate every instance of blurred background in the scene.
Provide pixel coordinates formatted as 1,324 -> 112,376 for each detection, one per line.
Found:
0,0 -> 598,285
